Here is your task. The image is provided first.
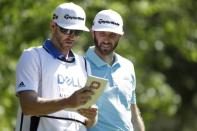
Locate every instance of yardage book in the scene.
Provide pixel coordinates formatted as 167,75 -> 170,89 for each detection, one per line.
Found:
67,75 -> 108,111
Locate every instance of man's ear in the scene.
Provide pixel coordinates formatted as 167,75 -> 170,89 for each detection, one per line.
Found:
50,21 -> 55,29
50,21 -> 56,32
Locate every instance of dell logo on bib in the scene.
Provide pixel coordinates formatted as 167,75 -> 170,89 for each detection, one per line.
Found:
57,74 -> 82,87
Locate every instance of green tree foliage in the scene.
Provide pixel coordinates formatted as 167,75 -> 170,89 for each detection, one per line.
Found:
0,0 -> 196,130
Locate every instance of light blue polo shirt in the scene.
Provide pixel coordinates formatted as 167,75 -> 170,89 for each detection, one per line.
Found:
86,46 -> 136,131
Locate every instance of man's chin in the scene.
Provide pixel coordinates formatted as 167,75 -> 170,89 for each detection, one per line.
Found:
63,43 -> 74,48
100,49 -> 112,55
61,45 -> 73,51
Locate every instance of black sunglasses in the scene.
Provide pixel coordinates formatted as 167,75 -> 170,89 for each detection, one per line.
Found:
56,24 -> 82,36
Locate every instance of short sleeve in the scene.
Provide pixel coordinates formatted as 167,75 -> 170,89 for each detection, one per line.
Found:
16,48 -> 40,94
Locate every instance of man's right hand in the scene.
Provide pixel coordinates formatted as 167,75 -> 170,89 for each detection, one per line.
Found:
68,87 -> 94,108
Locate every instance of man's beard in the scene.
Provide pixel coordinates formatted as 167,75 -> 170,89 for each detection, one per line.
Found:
94,37 -> 119,55
54,30 -> 74,52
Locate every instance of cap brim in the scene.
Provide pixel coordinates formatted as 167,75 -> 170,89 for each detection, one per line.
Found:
58,23 -> 89,32
92,28 -> 124,35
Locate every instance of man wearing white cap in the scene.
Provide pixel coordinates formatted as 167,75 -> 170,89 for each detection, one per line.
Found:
15,2 -> 97,131
85,10 -> 145,131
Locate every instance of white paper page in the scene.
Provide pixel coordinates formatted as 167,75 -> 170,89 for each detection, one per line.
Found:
66,75 -> 108,111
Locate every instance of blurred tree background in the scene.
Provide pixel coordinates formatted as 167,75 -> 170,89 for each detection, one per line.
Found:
0,0 -> 197,130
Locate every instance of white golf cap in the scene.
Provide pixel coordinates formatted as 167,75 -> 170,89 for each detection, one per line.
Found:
92,9 -> 124,35
53,2 -> 89,31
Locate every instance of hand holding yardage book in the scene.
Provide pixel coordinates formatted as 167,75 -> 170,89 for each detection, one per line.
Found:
68,75 -> 107,111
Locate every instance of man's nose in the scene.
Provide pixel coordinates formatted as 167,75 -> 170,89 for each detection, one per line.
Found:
103,38 -> 111,44
66,34 -> 76,39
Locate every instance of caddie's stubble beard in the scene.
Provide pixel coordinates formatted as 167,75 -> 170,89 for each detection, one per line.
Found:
94,37 -> 119,55
53,28 -> 64,51
53,29 -> 73,53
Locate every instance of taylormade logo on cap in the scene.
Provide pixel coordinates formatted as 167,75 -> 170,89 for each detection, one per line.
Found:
53,2 -> 89,31
92,9 -> 124,35
64,14 -> 84,21
98,19 -> 120,26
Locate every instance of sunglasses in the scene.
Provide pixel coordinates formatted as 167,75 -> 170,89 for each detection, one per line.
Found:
56,24 -> 82,36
